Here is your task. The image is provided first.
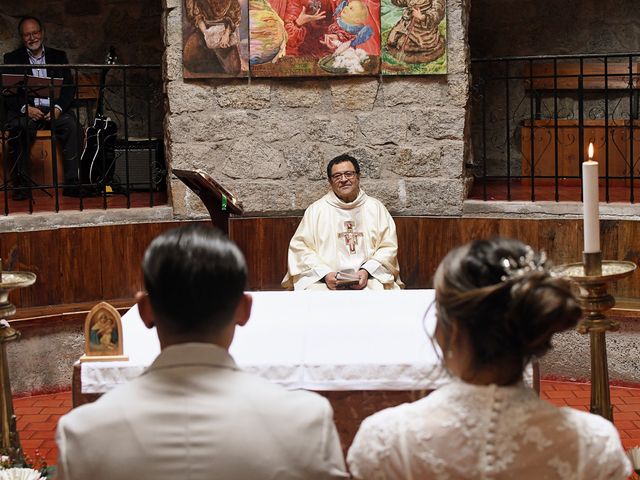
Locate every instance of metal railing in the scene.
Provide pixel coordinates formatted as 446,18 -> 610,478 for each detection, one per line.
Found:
0,63 -> 164,215
470,53 -> 640,203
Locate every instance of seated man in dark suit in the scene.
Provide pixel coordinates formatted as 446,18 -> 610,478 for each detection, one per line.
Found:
3,15 -> 84,199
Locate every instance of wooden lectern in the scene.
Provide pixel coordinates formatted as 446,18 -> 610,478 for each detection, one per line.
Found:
173,169 -> 243,233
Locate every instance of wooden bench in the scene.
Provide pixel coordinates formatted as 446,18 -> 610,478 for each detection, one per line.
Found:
521,118 -> 638,178
0,129 -> 64,187
521,61 -> 640,178
525,61 -> 640,91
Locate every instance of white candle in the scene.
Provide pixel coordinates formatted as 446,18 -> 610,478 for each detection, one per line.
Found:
583,143 -> 600,253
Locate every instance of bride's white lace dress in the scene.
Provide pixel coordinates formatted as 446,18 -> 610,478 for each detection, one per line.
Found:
347,381 -> 630,480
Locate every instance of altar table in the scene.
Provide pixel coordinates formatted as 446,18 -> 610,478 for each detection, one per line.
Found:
73,290 -> 449,449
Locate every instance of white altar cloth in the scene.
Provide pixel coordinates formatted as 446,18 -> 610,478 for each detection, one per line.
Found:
80,290 -> 449,394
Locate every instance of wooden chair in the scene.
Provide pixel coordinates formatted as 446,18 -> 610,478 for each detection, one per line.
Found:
29,130 -> 64,186
0,129 -> 64,187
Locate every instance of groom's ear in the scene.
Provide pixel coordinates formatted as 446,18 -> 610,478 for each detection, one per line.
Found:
136,291 -> 155,329
234,293 -> 252,328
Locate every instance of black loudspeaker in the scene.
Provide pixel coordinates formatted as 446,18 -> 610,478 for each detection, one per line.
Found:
112,139 -> 166,191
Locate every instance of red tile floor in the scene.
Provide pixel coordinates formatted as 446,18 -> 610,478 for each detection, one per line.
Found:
14,391 -> 71,466
12,380 -> 640,467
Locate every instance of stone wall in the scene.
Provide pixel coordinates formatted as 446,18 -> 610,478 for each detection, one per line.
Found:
163,0 -> 471,217
7,325 -> 83,396
541,317 -> 640,385
469,0 -> 640,58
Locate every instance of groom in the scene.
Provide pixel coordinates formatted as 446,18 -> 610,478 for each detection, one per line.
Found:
56,225 -> 348,480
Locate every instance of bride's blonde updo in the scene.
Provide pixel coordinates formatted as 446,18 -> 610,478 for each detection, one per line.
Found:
434,238 -> 582,382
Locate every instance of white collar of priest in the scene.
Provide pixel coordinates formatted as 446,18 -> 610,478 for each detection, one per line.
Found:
326,188 -> 367,210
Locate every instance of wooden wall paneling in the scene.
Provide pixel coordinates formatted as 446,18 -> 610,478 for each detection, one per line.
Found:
15,230 -> 63,308
99,222 -> 183,300
0,231 -> 14,299
395,217 -> 423,288
427,218 -> 463,286
230,218 -> 264,290
100,224 -> 142,300
527,218 -> 583,266
501,219 -> 570,270
243,218 -> 272,290
535,219 -> 579,266
504,218 -> 588,271
604,219 -> 634,298
536,219 -> 563,261
498,219 -> 539,248
3,230 -> 26,308
457,217 -> 501,244
397,217 -> 462,289
614,219 -> 640,298
229,217 -> 300,290
525,218 -> 640,298
0,232 -> 17,264
412,217 -> 433,289
258,217 -> 299,290
1,216 -> 639,314
0,231 -> 28,307
59,227 -> 104,304
601,219 -> 621,272
565,220 -> 583,265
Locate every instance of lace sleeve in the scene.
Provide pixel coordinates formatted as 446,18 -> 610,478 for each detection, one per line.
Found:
347,414 -> 389,479
347,409 -> 409,480
580,414 -> 631,479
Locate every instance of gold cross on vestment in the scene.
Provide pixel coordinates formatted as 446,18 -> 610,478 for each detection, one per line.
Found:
338,221 -> 363,254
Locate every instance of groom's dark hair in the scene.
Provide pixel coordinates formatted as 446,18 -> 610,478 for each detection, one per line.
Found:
142,224 -> 247,335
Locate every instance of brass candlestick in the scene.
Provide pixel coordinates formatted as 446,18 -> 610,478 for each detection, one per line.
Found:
0,261 -> 36,462
553,252 -> 636,421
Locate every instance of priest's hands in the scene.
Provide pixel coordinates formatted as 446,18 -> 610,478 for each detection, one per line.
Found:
324,272 -> 339,290
352,269 -> 369,290
324,270 -> 369,290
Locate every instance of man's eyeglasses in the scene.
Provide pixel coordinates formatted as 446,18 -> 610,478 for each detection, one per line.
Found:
331,171 -> 357,181
22,30 -> 42,39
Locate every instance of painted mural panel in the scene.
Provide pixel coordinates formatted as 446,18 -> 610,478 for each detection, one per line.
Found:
249,0 -> 381,77
183,0 -> 250,78
381,0 -> 447,74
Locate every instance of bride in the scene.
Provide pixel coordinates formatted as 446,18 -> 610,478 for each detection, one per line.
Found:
347,238 -> 630,480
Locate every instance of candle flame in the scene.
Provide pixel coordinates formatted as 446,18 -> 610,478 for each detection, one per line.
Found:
588,142 -> 594,160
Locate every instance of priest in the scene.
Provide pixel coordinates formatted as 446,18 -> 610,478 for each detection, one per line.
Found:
283,154 -> 403,290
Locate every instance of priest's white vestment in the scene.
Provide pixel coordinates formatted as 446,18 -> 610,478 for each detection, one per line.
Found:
282,190 -> 403,290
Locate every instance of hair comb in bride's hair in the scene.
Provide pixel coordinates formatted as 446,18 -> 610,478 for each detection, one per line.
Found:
499,245 -> 548,281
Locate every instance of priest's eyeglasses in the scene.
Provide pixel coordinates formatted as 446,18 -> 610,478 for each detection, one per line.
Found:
331,171 -> 357,181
